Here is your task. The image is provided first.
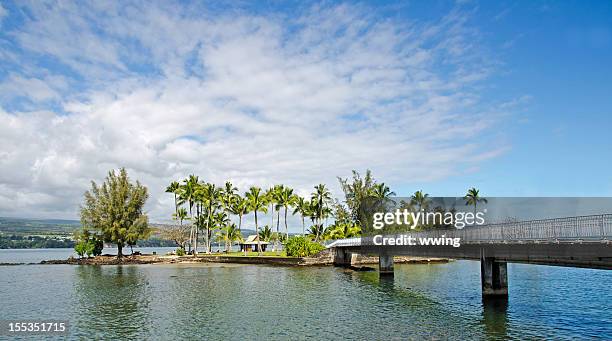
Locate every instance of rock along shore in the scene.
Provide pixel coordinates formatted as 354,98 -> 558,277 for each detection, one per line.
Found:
39,250 -> 449,267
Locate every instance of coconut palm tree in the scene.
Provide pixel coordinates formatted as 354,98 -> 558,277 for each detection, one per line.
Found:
307,224 -> 326,242
259,225 -> 272,242
165,181 -> 180,215
269,185 -> 284,251
179,175 -> 199,252
217,223 -> 242,252
246,186 -> 268,255
277,187 -> 296,241
172,207 -> 189,226
411,190 -> 430,212
292,196 -> 310,236
230,195 -> 249,232
311,184 -> 332,232
265,186 -> 277,239
202,183 -> 223,254
222,181 -> 237,212
464,187 -> 487,215
371,182 -> 395,200
212,211 -> 230,251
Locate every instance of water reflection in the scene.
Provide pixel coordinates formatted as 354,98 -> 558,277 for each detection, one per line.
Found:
481,297 -> 509,340
73,265 -> 151,339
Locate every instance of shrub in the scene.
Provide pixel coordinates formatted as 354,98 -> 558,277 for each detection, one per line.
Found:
74,230 -> 104,258
285,236 -> 325,257
74,241 -> 87,258
176,247 -> 186,256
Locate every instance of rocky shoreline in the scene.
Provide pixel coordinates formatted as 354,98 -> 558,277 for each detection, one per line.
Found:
38,251 -> 450,266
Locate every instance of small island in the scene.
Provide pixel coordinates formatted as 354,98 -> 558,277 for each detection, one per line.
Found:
35,168 -> 458,268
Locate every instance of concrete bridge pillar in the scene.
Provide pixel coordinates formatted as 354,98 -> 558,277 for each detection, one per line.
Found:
332,248 -> 356,267
379,254 -> 394,277
481,256 -> 508,297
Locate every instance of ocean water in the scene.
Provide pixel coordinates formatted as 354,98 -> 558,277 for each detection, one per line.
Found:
0,249 -> 610,340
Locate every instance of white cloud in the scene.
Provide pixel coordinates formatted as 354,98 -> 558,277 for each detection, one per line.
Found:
0,2 -> 508,227
0,3 -> 6,25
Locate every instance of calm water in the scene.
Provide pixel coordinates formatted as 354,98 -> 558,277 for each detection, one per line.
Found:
0,249 -> 610,340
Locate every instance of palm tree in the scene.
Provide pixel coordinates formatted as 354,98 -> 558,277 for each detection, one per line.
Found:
212,211 -> 230,251
259,225 -> 272,242
266,186 -> 277,239
311,184 -> 332,236
173,207 -> 189,226
222,181 -> 237,212
270,185 -> 283,251
292,196 -> 310,236
179,175 -> 199,253
203,183 -> 222,254
464,187 -> 487,215
411,190 -> 430,212
230,195 -> 249,232
307,224 -> 326,242
246,186 -> 268,255
217,223 -> 242,252
371,182 -> 395,200
277,187 -> 296,241
165,181 -> 180,216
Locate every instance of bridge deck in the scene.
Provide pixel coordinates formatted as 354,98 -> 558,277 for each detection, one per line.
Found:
327,214 -> 612,269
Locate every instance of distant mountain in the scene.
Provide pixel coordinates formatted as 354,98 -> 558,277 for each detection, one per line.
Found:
0,217 -> 80,235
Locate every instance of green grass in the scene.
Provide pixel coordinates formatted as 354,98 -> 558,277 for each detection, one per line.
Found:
198,251 -> 291,258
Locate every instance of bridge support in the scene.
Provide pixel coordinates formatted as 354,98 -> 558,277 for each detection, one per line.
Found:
481,257 -> 508,297
332,248 -> 356,267
379,254 -> 394,277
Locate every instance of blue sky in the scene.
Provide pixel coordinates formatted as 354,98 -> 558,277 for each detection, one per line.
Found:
397,0 -> 612,196
0,1 -> 611,223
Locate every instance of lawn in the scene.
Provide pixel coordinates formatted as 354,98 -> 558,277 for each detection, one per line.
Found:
198,251 -> 290,258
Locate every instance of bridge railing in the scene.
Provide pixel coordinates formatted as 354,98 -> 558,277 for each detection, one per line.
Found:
327,214 -> 612,247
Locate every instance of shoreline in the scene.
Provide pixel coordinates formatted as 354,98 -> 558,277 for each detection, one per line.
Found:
35,252 -> 450,267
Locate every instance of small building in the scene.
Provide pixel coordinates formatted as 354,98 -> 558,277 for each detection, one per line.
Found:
239,235 -> 268,252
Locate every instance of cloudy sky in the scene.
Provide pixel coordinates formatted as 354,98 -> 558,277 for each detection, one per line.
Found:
1,1 -> 611,226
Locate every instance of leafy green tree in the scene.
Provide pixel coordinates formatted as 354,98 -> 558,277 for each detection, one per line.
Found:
80,168 -> 149,258
285,236 -> 325,257
246,186 -> 268,255
74,229 -> 104,257
75,241 -> 87,258
464,187 -> 487,214
338,170 -> 375,225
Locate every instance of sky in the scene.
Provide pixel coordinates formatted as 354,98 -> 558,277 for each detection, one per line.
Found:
0,1 -> 611,228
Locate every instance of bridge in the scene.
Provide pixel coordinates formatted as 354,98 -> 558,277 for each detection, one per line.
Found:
326,214 -> 612,297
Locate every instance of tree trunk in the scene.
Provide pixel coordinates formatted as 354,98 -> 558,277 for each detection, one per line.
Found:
270,203 -> 274,233
238,214 -> 242,232
205,210 -> 211,254
284,206 -> 289,241
117,243 -> 123,258
255,211 -> 261,256
275,208 -> 280,252
302,216 -> 305,237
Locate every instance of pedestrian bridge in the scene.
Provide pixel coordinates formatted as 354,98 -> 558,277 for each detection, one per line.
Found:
326,214 -> 612,296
